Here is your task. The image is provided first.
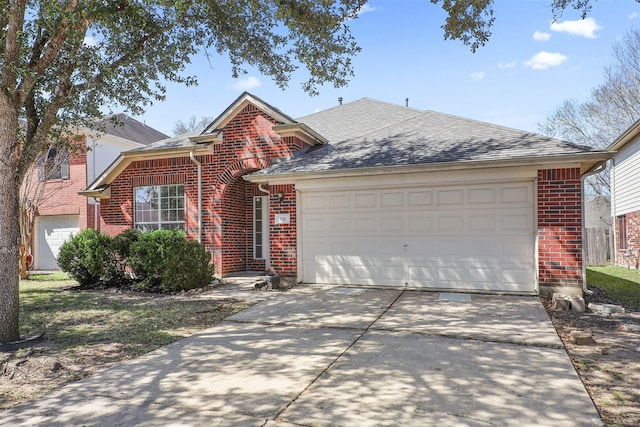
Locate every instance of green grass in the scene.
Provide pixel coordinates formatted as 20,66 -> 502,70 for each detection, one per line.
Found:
3,279 -> 251,410
586,266 -> 640,309
26,272 -> 71,281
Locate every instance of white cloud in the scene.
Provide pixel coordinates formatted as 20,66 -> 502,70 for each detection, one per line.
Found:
498,60 -> 517,69
470,72 -> 486,80
524,51 -> 568,70
357,4 -> 378,15
630,11 -> 640,19
550,17 -> 602,38
533,31 -> 551,41
231,76 -> 261,91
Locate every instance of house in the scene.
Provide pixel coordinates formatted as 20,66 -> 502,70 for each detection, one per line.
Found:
608,120 -> 640,269
81,92 -> 611,296
31,115 -> 168,270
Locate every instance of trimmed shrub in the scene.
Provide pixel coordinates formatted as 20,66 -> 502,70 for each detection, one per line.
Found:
161,239 -> 214,292
57,228 -> 112,288
103,228 -> 142,288
128,228 -> 187,291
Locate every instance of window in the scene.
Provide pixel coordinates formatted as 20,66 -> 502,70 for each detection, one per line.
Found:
38,147 -> 69,181
254,196 -> 269,259
618,215 -> 628,250
134,184 -> 185,231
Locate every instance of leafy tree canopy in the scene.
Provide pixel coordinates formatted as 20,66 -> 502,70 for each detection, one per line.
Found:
539,29 -> 640,196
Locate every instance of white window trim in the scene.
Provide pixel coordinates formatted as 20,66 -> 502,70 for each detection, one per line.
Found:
134,184 -> 185,231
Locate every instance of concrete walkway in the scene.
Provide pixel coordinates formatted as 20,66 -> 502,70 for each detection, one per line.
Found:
1,283 -> 602,426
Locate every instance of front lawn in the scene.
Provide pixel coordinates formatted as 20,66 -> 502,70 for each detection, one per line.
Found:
586,266 -> 640,309
1,275 -> 250,409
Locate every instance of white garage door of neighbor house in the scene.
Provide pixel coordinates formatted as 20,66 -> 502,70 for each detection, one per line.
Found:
34,215 -> 80,270
301,181 -> 537,293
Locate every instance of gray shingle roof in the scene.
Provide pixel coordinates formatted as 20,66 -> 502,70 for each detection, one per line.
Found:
127,131 -> 200,152
255,98 -> 604,176
94,114 -> 169,145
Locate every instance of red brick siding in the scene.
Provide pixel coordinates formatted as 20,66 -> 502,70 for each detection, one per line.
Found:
537,168 -> 583,291
268,184 -> 297,276
36,137 -> 89,228
99,103 -> 307,276
614,210 -> 640,267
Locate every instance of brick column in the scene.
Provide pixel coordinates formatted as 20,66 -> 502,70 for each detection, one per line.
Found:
537,168 -> 583,297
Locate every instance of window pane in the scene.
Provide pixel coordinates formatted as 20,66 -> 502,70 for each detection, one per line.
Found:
134,185 -> 184,230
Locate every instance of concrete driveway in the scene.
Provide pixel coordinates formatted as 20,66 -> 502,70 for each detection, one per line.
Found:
1,284 -> 602,426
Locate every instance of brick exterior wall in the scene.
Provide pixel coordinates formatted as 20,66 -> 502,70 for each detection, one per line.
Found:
268,184 -> 297,276
36,137 -> 89,228
537,168 -> 583,294
614,210 -> 640,268
99,103 -> 306,276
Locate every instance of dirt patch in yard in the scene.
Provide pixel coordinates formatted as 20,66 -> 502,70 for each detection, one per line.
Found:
545,287 -> 640,427
1,284 -> 252,410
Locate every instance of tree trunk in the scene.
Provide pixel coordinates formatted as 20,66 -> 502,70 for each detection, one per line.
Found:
0,98 -> 22,343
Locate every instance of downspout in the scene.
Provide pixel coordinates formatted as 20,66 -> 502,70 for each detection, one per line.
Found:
93,198 -> 99,232
610,158 -> 617,267
581,162 -> 607,295
189,150 -> 202,244
258,184 -> 270,196
92,137 -> 97,231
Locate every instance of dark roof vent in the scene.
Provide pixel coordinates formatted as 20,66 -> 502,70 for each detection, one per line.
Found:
338,97 -> 343,106
405,98 -> 409,107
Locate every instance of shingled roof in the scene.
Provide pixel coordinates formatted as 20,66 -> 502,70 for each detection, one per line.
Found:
252,98 -> 606,177
94,114 -> 169,145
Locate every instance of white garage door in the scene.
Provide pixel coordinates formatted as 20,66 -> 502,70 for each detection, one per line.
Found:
301,181 -> 536,293
34,215 -> 80,270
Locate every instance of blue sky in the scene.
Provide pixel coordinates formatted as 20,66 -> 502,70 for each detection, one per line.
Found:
137,0 -> 640,136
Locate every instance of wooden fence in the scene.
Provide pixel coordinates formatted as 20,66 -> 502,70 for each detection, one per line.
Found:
583,227 -> 610,267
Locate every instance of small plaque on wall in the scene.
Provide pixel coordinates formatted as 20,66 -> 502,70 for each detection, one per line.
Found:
275,213 -> 290,225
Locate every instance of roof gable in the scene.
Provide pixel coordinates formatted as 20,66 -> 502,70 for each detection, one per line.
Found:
202,91 -> 296,134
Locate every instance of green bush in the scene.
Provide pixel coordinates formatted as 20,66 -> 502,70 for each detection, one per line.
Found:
128,229 -> 187,291
103,228 -> 142,288
57,229 -> 112,288
58,228 -> 213,293
161,239 -> 214,292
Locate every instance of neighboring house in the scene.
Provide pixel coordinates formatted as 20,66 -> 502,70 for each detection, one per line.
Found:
608,120 -> 640,269
81,92 -> 610,296
32,114 -> 168,270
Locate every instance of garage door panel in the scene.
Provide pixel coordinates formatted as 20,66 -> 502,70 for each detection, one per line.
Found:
353,216 -> 377,233
407,190 -> 433,206
468,188 -> 496,204
502,214 -> 532,232
354,193 -> 376,208
380,191 -> 404,207
407,216 -> 433,233
328,217 -> 350,233
304,218 -> 326,233
328,194 -> 351,209
437,189 -> 464,205
501,185 -> 532,203
469,215 -> 497,232
301,181 -> 536,292
35,215 -> 80,270
380,216 -> 403,233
